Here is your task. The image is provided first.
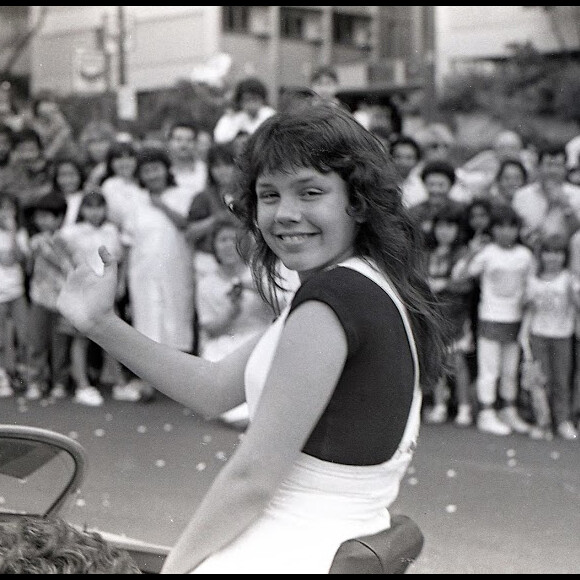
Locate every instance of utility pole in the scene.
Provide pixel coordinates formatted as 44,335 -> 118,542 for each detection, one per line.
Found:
117,5 -> 127,87
421,5 -> 437,123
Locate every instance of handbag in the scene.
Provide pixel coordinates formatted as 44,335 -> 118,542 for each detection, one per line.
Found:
328,514 -> 424,574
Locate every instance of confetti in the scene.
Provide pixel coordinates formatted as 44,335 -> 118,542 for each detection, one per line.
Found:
76,498 -> 86,507
507,458 -> 517,467
445,504 -> 457,513
0,497 -> 5,504
202,435 -> 212,443
407,476 -> 418,486
105,413 -> 113,421
137,425 -> 147,433
506,449 -> 516,458
215,451 -> 227,461
446,469 -> 456,478
163,423 -> 173,432
196,462 -> 206,471
68,431 -> 79,439
94,429 -> 105,437
155,459 -> 166,467
550,451 -> 560,460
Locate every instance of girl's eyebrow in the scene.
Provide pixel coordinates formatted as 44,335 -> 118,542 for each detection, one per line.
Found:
256,176 -> 318,188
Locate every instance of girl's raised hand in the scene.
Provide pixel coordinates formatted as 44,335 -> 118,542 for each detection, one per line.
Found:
56,244 -> 119,335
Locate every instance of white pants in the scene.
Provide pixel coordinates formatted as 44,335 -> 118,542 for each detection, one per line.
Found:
476,336 -> 520,406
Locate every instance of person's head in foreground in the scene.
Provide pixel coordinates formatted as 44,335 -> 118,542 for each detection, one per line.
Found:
230,101 -> 447,388
0,516 -> 142,574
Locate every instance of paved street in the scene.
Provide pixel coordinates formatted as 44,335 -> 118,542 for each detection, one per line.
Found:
1,390 -> 579,574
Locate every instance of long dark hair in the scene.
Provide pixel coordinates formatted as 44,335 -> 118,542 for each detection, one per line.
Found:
231,102 -> 447,388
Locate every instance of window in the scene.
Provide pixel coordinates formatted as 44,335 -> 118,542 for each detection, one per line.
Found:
333,13 -> 371,48
280,8 -> 306,40
222,6 -> 250,33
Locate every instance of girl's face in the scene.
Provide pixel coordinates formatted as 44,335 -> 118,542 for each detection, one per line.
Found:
80,202 -> 107,227
498,164 -> 526,196
492,222 -> 519,248
433,220 -> 458,246
469,205 -> 491,233
256,167 -> 358,281
214,226 -> 241,267
210,159 -> 235,187
56,162 -> 82,193
240,93 -> 264,119
391,144 -> 418,178
34,210 -> 63,233
541,249 -> 566,275
139,161 -> 169,194
111,154 -> 137,180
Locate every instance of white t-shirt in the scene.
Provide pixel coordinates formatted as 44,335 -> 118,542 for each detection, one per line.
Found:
457,242 -> 535,323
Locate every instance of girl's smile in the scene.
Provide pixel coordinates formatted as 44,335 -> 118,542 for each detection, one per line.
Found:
256,167 -> 358,281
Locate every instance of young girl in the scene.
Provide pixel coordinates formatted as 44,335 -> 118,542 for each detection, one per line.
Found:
58,189 -> 129,406
520,235 -> 580,440
56,102 -> 447,574
0,192 -> 29,396
423,203 -> 475,427
453,204 -> 535,436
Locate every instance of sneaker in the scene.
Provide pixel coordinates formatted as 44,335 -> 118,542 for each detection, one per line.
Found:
557,420 -> 578,441
477,408 -> 512,436
498,406 -> 530,434
74,386 -> 104,407
454,404 -> 473,427
0,369 -> 14,397
529,425 -> 551,440
424,404 -> 448,424
25,383 -> 43,401
112,383 -> 141,402
51,383 -> 67,399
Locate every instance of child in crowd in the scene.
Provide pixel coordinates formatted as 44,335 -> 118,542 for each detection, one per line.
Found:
58,189 -> 132,405
24,191 -> 69,400
51,155 -> 87,226
453,204 -> 535,436
423,203 -> 475,426
520,235 -> 580,440
0,192 -> 29,396
213,77 -> 276,144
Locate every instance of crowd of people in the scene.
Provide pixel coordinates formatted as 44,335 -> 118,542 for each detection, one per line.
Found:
1,65 -> 579,574
1,71 -> 580,444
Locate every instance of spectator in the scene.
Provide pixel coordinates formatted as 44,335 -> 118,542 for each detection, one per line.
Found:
487,158 -> 529,205
423,203 -> 475,427
58,189 -> 131,405
123,146 -> 196,402
511,144 -> 580,250
27,91 -> 75,162
79,120 -> 118,189
389,134 -> 425,208
309,65 -> 341,105
100,140 -> 147,232
166,120 -> 208,204
452,204 -> 534,436
23,190 -> 70,401
213,77 -> 276,144
0,122 -> 14,191
50,155 -> 87,226
0,191 -> 29,397
520,234 -> 579,440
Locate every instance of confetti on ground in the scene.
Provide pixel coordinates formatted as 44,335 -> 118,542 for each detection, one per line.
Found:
155,459 -> 166,467
506,449 -> 516,458
215,451 -> 227,461
68,431 -> 79,439
507,458 -> 517,467
164,423 -> 173,432
445,504 -> 457,513
407,466 -> 416,475
105,413 -> 113,421
196,462 -> 206,471
407,476 -> 418,486
76,498 -> 86,507
94,429 -> 105,437
202,435 -> 212,443
550,451 -> 560,460
0,497 -> 5,504
447,469 -> 456,478
137,425 -> 147,433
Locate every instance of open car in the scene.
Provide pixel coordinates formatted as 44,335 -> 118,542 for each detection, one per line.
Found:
0,424 -> 170,574
0,424 -> 424,574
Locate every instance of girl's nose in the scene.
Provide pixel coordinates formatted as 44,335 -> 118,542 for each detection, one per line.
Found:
274,197 -> 301,223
